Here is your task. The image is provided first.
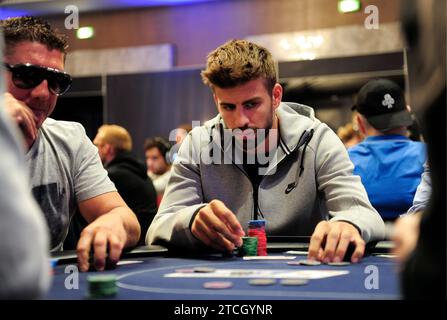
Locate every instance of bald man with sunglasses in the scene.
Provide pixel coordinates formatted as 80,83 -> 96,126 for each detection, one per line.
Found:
0,17 -> 140,272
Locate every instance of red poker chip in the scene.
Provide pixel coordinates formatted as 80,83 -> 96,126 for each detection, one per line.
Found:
203,281 -> 233,289
247,225 -> 268,257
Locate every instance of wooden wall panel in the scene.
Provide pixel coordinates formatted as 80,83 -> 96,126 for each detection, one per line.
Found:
106,69 -> 216,158
45,0 -> 401,66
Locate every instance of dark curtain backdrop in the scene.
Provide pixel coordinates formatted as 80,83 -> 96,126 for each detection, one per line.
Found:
106,68 -> 215,161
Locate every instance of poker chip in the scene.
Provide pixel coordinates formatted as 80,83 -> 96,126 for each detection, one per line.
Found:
327,261 -> 351,266
203,281 -> 233,289
193,267 -> 216,273
87,274 -> 118,298
175,268 -> 195,273
248,220 -> 267,256
280,279 -> 309,286
248,220 -> 266,228
241,236 -> 258,256
248,279 -> 277,286
298,259 -> 322,266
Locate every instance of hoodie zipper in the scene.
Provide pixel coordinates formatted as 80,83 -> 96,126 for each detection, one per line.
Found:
231,161 -> 263,221
210,123 -> 263,220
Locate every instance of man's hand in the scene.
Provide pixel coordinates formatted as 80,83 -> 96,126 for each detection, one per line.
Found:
4,92 -> 37,148
308,221 -> 365,263
191,200 -> 245,252
76,192 -> 140,272
391,213 -> 421,263
76,212 -> 127,272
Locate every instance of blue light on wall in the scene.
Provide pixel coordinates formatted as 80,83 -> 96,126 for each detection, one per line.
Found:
117,0 -> 218,7
0,8 -> 32,20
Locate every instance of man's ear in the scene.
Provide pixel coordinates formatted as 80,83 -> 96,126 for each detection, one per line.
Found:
105,144 -> 115,158
272,83 -> 283,109
356,114 -> 367,135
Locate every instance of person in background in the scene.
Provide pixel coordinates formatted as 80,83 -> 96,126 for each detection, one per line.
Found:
0,33 -> 50,298
348,79 -> 426,222
167,123 -> 193,164
144,136 -> 172,201
174,123 -> 193,145
392,163 -> 431,261
337,112 -> 364,148
93,125 -> 158,245
0,16 -> 140,272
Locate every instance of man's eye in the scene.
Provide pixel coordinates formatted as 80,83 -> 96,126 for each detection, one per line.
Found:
244,102 -> 258,109
222,105 -> 235,111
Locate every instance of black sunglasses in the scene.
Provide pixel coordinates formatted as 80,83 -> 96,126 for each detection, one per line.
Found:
3,63 -> 72,96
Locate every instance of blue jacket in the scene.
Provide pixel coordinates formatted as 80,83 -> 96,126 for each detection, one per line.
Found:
348,135 -> 426,220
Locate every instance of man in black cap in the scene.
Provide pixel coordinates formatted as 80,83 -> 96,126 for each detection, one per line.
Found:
348,78 -> 426,222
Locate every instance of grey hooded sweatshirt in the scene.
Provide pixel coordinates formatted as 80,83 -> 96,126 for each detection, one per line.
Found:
147,102 -> 385,249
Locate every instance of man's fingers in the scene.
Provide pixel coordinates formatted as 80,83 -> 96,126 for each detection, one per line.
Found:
201,204 -> 242,247
322,226 -> 342,263
192,200 -> 244,249
193,221 -> 233,252
308,221 -> 330,260
197,217 -> 235,251
77,229 -> 94,272
210,200 -> 245,237
333,230 -> 352,262
310,221 -> 366,264
317,247 -> 324,260
107,234 -> 123,267
23,113 -> 37,140
350,236 -> 366,263
93,230 -> 108,271
4,93 -> 37,140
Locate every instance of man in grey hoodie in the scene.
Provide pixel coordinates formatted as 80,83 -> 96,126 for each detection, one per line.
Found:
147,40 -> 385,263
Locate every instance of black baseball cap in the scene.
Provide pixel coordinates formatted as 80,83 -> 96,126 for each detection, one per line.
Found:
353,79 -> 413,131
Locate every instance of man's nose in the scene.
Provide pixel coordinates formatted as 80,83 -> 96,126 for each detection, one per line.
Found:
30,79 -> 51,100
234,107 -> 250,128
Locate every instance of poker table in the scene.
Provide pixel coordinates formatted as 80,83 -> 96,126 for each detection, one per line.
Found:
45,240 -> 401,300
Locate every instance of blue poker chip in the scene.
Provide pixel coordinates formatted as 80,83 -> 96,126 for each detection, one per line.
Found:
248,220 -> 266,227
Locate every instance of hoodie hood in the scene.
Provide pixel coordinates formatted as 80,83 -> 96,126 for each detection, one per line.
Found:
106,151 -> 148,179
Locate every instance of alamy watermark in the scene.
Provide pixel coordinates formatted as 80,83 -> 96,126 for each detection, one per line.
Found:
64,5 -> 79,30
364,5 -> 379,30
364,265 -> 379,290
64,264 -> 79,290
166,121 -> 279,175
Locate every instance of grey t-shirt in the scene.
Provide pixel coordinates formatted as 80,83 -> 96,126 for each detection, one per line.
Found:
25,118 -> 116,251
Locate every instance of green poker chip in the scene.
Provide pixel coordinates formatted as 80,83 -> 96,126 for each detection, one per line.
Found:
87,274 -> 118,299
241,236 -> 258,256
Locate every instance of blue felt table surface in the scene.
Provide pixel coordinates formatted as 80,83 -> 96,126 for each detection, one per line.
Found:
45,254 -> 401,300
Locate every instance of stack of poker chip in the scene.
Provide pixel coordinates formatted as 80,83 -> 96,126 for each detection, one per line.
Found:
241,236 -> 258,256
87,274 -> 118,299
248,220 -> 267,256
